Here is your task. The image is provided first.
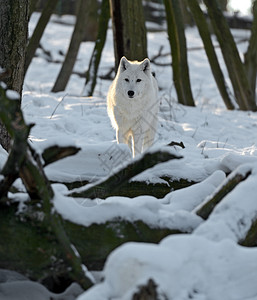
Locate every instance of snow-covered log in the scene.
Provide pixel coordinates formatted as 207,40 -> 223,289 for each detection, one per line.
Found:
0,200 -> 183,285
68,149 -> 183,199
0,85 -> 93,290
195,168 -> 251,220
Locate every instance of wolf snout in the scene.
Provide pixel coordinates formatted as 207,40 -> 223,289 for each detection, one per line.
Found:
128,90 -> 134,98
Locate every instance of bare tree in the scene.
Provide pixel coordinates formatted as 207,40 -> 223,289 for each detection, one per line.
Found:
109,0 -> 148,71
25,0 -> 59,75
203,0 -> 257,111
163,0 -> 195,106
51,0 -> 93,93
244,0 -> 257,99
187,0 -> 235,109
82,0 -> 110,96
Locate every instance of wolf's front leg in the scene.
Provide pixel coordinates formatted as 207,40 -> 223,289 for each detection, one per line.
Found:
132,127 -> 144,157
116,129 -> 133,155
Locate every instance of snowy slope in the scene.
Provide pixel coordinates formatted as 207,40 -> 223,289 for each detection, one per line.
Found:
1,11 -> 257,300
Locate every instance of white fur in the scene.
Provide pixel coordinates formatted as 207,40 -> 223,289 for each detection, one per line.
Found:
107,57 -> 159,157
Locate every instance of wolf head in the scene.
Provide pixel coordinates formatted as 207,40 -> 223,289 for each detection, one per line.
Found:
116,56 -> 152,99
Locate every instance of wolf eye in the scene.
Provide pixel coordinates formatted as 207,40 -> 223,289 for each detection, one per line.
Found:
125,78 -> 129,82
136,79 -> 142,83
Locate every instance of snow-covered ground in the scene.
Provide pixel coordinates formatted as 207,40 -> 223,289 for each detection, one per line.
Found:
1,11 -> 257,300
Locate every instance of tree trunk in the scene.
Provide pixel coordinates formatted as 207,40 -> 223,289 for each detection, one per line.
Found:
29,0 -> 40,18
51,0 -> 90,93
0,0 -> 29,94
179,0 -> 194,26
0,0 -> 29,151
217,0 -> 228,11
203,0 -> 257,111
25,0 -> 59,75
82,0 -> 99,42
163,0 -> 195,106
82,0 -> 110,96
244,0 -> 257,98
109,0 -> 148,71
187,0 -> 235,110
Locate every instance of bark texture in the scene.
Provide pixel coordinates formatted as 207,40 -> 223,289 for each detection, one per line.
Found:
110,0 -> 148,71
0,0 -> 29,151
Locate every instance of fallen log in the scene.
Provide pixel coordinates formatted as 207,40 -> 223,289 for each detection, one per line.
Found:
195,169 -> 251,220
68,150 -> 183,199
240,218 -> 257,247
0,200 -> 183,287
61,177 -> 195,199
0,85 -> 93,290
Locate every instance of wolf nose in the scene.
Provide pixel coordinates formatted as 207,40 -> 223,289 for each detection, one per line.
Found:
128,90 -> 134,98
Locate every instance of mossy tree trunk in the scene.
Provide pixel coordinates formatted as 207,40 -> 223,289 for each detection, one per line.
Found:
25,0 -> 59,75
0,0 -> 29,151
51,0 -> 92,93
109,0 -> 148,71
163,0 -> 195,107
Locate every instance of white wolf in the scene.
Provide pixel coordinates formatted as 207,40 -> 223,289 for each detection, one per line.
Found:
107,56 -> 159,157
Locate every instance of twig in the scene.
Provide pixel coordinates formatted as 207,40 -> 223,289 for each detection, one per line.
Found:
50,93 -> 68,119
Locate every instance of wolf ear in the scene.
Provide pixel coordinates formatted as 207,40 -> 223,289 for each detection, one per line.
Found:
141,58 -> 151,74
119,56 -> 129,72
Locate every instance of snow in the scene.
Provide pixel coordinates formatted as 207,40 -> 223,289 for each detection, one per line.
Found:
6,89 -> 20,100
0,278 -> 83,300
1,10 -> 257,300
78,236 -> 257,300
53,185 -> 202,231
161,170 -> 226,211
